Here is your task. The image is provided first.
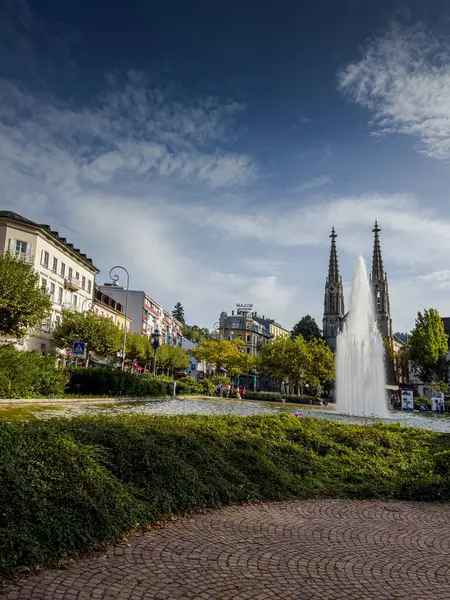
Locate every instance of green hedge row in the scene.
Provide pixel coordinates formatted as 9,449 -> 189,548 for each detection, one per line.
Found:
0,414 -> 448,578
244,391 -> 318,404
0,346 -> 68,399
67,368 -> 214,398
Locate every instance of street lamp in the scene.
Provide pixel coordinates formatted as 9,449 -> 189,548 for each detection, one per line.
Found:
81,298 -> 93,312
151,329 -> 161,376
109,265 -> 130,372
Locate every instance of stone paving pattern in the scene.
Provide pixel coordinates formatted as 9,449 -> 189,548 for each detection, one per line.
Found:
2,500 -> 450,600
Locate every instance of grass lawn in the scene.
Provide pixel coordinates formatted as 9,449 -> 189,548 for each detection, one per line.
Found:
0,413 -> 449,580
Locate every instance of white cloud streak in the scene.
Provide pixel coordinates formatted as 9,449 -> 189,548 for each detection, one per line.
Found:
338,22 -> 450,160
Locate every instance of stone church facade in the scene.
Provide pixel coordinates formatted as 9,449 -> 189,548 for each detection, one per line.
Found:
323,222 -> 394,354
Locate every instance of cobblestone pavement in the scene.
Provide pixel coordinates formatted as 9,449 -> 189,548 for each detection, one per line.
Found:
2,500 -> 450,600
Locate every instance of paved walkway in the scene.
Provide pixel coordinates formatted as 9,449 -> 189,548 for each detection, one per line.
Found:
2,500 -> 450,600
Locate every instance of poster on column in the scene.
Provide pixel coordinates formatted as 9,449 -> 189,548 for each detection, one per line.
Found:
401,390 -> 414,411
431,392 -> 444,413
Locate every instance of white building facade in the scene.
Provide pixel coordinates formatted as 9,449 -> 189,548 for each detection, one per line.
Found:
97,285 -> 183,346
0,211 -> 98,355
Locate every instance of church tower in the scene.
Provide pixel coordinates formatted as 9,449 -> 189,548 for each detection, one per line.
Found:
370,221 -> 393,342
323,227 -> 345,351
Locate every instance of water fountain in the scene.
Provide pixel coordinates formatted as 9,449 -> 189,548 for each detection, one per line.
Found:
336,256 -> 388,418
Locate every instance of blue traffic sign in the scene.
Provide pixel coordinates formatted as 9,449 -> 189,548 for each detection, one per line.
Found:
72,342 -> 85,356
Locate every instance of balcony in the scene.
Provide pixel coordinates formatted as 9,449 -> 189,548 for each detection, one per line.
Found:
14,251 -> 35,264
63,302 -> 80,312
64,276 -> 81,291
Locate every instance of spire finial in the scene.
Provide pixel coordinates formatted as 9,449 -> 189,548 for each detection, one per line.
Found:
327,227 -> 340,282
330,226 -> 337,240
372,221 -> 384,280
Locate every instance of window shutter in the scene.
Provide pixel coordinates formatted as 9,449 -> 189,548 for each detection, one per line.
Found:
8,238 -> 16,252
41,249 -> 44,265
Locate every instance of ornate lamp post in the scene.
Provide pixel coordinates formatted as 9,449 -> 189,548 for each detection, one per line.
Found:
81,298 -> 93,312
151,329 -> 161,376
109,265 -> 130,372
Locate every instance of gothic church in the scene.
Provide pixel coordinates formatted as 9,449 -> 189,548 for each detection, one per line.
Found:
322,222 -> 393,351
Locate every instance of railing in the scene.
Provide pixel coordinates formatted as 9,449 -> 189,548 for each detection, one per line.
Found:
64,276 -> 81,290
63,302 -> 80,312
14,251 -> 35,263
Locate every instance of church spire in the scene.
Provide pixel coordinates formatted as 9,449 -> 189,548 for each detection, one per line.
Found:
323,227 -> 345,352
327,227 -> 340,283
372,221 -> 385,281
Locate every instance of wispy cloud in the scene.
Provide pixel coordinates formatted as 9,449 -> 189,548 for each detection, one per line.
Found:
338,21 -> 450,160
292,175 -> 332,192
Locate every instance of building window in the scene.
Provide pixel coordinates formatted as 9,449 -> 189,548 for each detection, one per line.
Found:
58,287 -> 63,304
73,294 -> 78,307
81,276 -> 86,289
246,334 -> 251,342
16,240 -> 27,254
52,257 -> 58,272
68,267 -> 73,279
42,251 -> 49,268
75,271 -> 80,281
55,315 -> 61,326
50,282 -> 55,298
41,278 -> 47,290
61,262 -> 66,277
87,280 -> 92,293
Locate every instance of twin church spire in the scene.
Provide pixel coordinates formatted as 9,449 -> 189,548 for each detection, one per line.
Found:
323,222 -> 392,351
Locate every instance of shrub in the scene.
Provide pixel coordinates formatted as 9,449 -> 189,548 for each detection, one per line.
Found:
212,375 -> 230,386
414,396 -> 432,411
0,414 -> 448,578
199,379 -> 216,395
0,345 -> 68,398
67,368 -> 171,397
175,376 -> 203,395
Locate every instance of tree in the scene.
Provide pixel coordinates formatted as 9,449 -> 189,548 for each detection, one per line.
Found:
305,338 -> 335,389
258,334 -> 335,394
291,315 -> 322,341
125,332 -> 146,365
408,308 -> 448,382
156,344 -> 190,376
190,338 -> 249,376
183,324 -> 211,343
172,302 -> 185,323
53,311 -> 122,366
0,252 -> 52,338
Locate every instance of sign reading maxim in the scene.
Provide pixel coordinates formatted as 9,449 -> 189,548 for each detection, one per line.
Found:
236,303 -> 253,312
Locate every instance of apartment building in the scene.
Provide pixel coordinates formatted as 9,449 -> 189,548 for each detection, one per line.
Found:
218,305 -> 289,356
97,285 -> 183,345
0,211 -> 98,354
218,306 -> 272,355
93,286 -> 132,332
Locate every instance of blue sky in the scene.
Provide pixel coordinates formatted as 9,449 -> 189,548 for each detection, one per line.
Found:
2,0 -> 450,332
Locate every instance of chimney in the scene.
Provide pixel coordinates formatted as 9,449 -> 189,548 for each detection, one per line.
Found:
232,310 -> 234,316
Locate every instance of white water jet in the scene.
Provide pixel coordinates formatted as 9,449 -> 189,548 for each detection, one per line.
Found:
336,256 -> 388,417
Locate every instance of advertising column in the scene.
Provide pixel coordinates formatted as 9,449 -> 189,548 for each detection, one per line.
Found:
401,390 -> 414,411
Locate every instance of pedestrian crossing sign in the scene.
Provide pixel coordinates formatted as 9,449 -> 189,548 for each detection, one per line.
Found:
72,342 -> 85,356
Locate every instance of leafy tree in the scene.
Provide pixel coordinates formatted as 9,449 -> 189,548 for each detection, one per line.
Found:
258,335 -> 335,394
408,308 -> 448,382
0,252 -> 52,338
172,302 -> 185,323
305,338 -> 335,389
183,324 -> 211,343
190,338 -> 249,376
156,344 -> 190,376
53,311 -> 122,366
291,315 -> 322,341
125,332 -> 146,365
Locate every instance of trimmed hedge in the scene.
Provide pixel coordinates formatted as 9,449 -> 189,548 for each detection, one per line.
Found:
244,391 -> 318,404
0,414 -> 449,578
67,368 -> 170,397
0,346 -> 68,399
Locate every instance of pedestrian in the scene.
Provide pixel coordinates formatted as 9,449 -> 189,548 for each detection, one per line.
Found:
225,383 -> 231,397
217,382 -> 223,397
242,385 -> 247,399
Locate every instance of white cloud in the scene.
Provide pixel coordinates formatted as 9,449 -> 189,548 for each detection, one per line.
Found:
338,22 -> 450,160
289,175 -> 331,193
